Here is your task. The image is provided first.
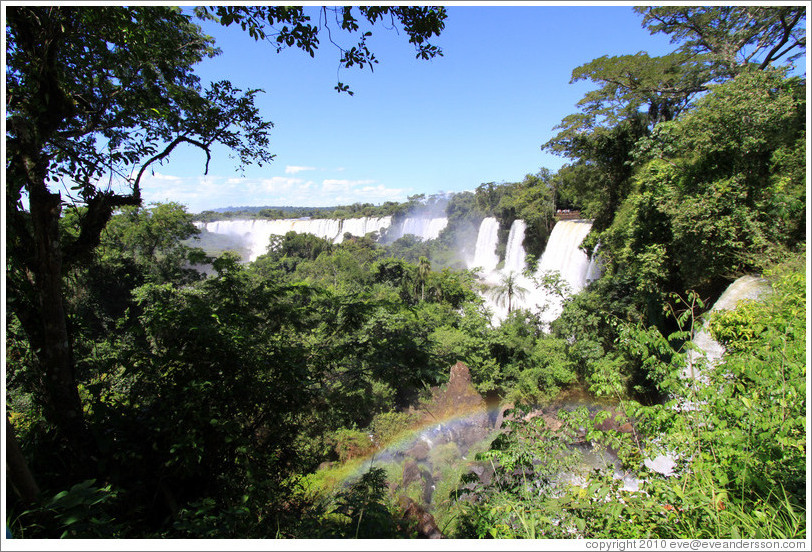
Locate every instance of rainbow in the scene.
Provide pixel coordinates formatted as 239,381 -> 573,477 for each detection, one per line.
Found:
331,404 -> 507,493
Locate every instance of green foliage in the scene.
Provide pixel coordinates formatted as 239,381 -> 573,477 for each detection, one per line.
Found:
452,254 -> 805,539
545,102 -> 650,228
11,480 -> 123,539
327,468 -> 404,538
171,497 -> 251,539
664,72 -> 801,285
636,6 -> 806,78
330,428 -> 376,463
368,410 -> 420,447
488,272 -> 529,314
451,408 -> 585,538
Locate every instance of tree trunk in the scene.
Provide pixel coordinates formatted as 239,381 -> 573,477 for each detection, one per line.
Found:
28,185 -> 94,465
6,417 -> 40,503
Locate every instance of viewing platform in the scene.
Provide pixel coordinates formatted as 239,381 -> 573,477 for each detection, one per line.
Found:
555,209 -> 582,220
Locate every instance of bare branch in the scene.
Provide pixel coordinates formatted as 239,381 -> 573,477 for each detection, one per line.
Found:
132,135 -> 211,198
758,11 -> 803,70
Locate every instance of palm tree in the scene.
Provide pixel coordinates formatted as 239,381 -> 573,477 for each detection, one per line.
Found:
490,271 -> 528,314
417,256 -> 431,302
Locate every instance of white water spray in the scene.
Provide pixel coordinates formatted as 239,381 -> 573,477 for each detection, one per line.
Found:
503,220 -> 527,275
470,217 -> 500,274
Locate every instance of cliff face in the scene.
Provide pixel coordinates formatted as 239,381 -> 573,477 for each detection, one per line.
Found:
429,361 -> 487,419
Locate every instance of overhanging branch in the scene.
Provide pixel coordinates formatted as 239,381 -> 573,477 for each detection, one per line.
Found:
132,135 -> 212,198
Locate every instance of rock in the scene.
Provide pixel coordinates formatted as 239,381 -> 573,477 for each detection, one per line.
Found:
402,459 -> 421,487
405,441 -> 430,462
493,405 -> 510,429
398,496 -> 444,539
521,409 -> 563,432
428,362 -> 487,420
420,469 -> 435,504
592,408 -> 638,437
541,413 -> 563,432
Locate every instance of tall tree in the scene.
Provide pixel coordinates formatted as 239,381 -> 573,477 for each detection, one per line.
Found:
6,6 -> 272,460
5,5 -> 446,463
636,6 -> 806,78
543,5 -> 805,231
417,256 -> 432,302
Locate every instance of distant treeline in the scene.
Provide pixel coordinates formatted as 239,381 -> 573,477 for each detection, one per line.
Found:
194,195 -> 451,222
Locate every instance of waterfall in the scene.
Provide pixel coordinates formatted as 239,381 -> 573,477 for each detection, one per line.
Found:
503,220 -> 527,275
585,243 -> 604,284
337,216 -> 392,243
471,217 -> 500,274
514,219 -> 593,327
200,216 -> 396,262
536,220 -> 593,293
199,219 -> 274,262
387,217 -> 449,241
289,218 -> 342,242
468,218 -> 601,326
472,217 -> 530,324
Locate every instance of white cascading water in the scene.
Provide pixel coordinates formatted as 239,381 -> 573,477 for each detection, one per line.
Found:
502,220 -> 527,275
468,217 -> 598,326
530,219 -> 593,327
200,219 -> 274,262
200,216 -> 394,261
471,217 -> 500,274
473,218 -> 530,323
585,243 -> 604,284
289,219 -> 342,242
199,215 -> 448,262
387,217 -> 448,241
337,216 -> 392,243
535,220 -> 593,293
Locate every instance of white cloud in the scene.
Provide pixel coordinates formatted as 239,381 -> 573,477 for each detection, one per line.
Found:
322,179 -> 376,192
360,184 -> 406,199
256,176 -> 304,192
138,171 -> 408,212
150,171 -> 182,181
285,165 -> 316,174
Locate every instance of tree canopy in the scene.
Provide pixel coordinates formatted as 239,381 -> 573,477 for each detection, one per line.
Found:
4,4 -> 447,471
544,5 -> 806,230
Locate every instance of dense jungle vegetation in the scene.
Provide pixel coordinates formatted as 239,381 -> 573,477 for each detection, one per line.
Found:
5,5 -> 807,540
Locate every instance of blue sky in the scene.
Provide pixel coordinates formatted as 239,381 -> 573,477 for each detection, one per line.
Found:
140,4 -> 689,213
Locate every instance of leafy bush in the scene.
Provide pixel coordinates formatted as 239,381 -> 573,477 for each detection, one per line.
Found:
10,479 -> 123,538
330,428 -> 376,463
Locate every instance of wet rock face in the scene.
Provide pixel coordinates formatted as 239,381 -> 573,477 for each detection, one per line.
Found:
406,441 -> 430,461
412,362 -> 494,455
388,362 -> 498,509
398,496 -> 444,539
402,459 -> 421,487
